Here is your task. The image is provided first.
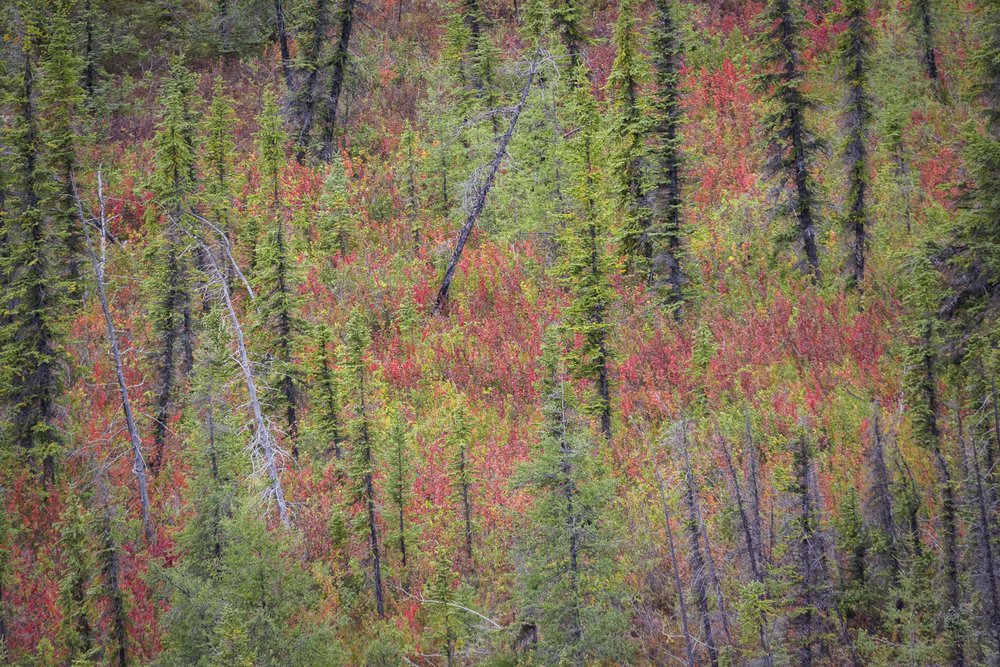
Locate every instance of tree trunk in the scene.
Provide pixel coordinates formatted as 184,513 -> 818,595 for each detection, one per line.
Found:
433,56 -> 537,313
318,0 -> 357,161
655,465 -> 696,667
76,173 -> 154,545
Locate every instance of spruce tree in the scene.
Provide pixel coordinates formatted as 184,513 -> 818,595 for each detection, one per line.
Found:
252,91 -> 302,455
837,0 -> 874,287
341,309 -> 385,617
318,0 -> 356,161
292,0 -> 331,162
607,0 -> 650,270
448,397 -> 475,564
910,0 -> 939,84
316,155 -> 352,259
386,409 -> 411,569
648,0 -> 686,304
56,494 -> 96,663
310,322 -> 345,459
0,17 -> 70,484
514,330 -> 630,664
426,548 -> 468,667
201,78 -> 237,281
757,0 -> 823,279
148,61 -> 198,473
559,64 -> 614,442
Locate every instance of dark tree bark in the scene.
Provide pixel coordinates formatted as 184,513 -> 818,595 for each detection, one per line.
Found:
274,0 -> 294,91
294,0 -> 330,164
318,0 -> 357,161
433,57 -> 537,313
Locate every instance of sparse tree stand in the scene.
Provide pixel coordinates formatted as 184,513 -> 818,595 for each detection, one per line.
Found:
649,0 -> 686,306
433,55 -> 538,313
758,0 -> 822,281
837,0 -> 874,287
342,311 -> 386,617
318,0 -> 357,161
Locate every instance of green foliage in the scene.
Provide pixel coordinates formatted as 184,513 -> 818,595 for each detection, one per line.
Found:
513,331 -> 630,664
316,156 -> 353,257
57,495 -> 97,663
159,497 -> 340,666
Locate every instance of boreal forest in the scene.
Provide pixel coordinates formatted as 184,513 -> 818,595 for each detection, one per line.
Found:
0,0 -> 999,664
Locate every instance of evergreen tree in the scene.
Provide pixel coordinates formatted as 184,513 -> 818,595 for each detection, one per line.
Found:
448,397 -> 475,564
550,0 -> 585,70
0,15 -> 71,484
341,309 -> 386,617
252,91 -> 302,455
648,0 -> 686,304
425,548 -> 469,667
385,409 -> 411,569
910,0 -> 939,84
292,0 -> 332,163
38,0 -> 85,283
607,0 -> 650,270
201,78 -> 237,282
148,61 -> 199,473
56,494 -> 96,664
757,0 -> 823,279
310,322 -> 345,459
316,155 -> 352,258
837,0 -> 874,287
318,0 -> 356,161
559,64 -> 614,442
514,330 -> 630,664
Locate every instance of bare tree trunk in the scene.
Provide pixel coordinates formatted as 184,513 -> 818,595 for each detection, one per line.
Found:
199,235 -> 290,527
655,465 -> 696,667
75,173 -> 154,545
433,56 -> 538,314
967,435 -> 1000,658
677,429 -> 719,667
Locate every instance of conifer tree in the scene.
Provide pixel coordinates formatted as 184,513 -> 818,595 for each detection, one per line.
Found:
318,0 -> 356,161
426,548 -> 468,667
292,0 -> 331,162
648,0 -> 686,304
910,0 -> 939,84
341,309 -> 385,617
837,0 -> 874,287
38,0 -> 85,283
399,122 -> 422,249
148,61 -> 198,473
559,64 -> 613,442
514,330 -> 630,664
448,398 -> 475,563
252,91 -> 302,455
0,17 -> 69,484
608,0 -> 649,269
56,495 -> 96,663
202,78 -> 237,281
758,0 -> 823,279
386,409 -> 411,569
550,0 -> 585,70
316,155 -> 352,258
310,322 -> 344,459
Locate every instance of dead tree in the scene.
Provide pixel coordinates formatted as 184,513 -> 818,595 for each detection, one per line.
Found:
655,465 -> 696,667
675,427 -> 719,667
433,55 -> 539,314
75,173 -> 154,545
195,229 -> 291,527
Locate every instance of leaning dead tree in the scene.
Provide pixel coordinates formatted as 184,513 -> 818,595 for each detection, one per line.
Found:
185,222 -> 291,527
433,53 -> 540,315
75,173 -> 154,546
